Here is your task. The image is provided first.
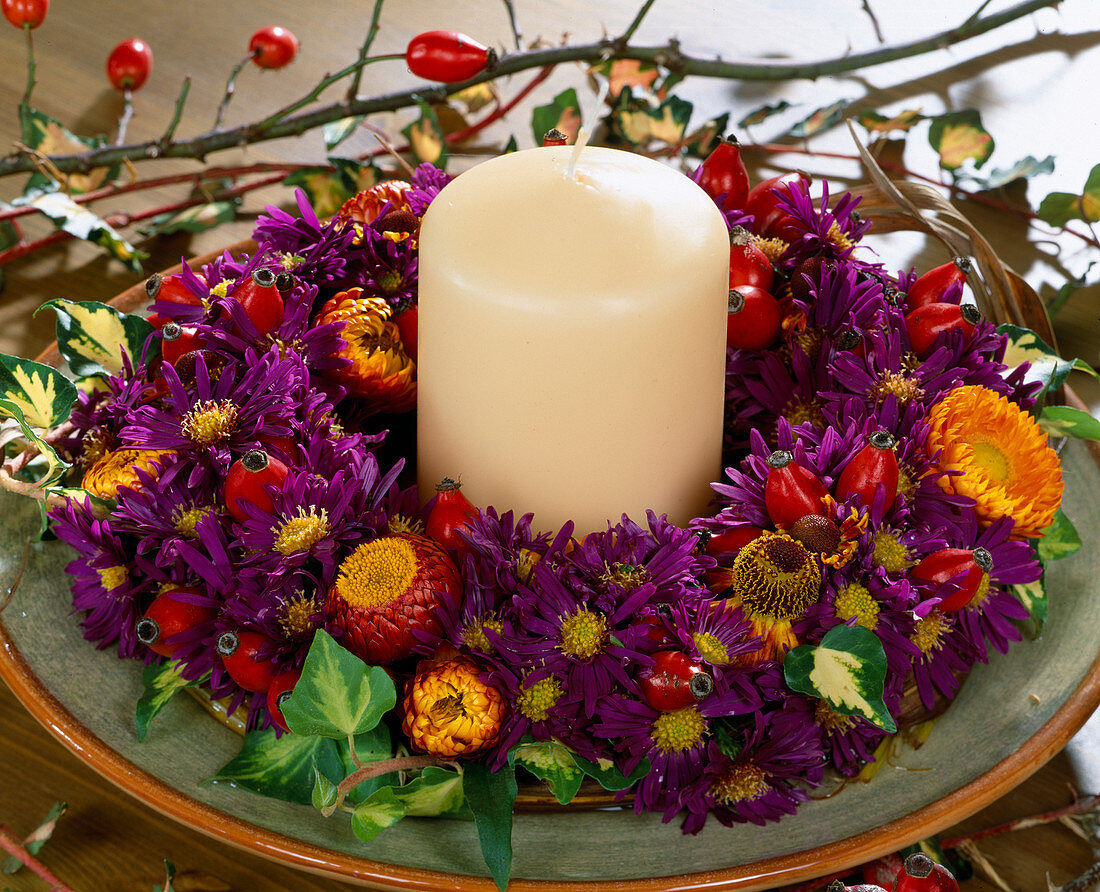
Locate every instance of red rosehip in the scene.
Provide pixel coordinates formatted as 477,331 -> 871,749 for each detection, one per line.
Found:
697,136 -> 750,212
827,882 -> 888,892
224,448 -> 289,523
638,650 -> 714,712
160,322 -> 203,366
905,257 -> 971,312
425,477 -> 478,555
836,430 -> 899,510
249,25 -> 299,70
106,37 -> 153,92
726,286 -> 782,352
744,170 -> 811,238
145,271 -> 206,329
216,629 -> 278,693
1,0 -> 48,29
833,325 -> 867,358
267,669 -> 302,733
892,853 -> 960,892
233,267 -> 285,336
392,303 -> 419,362
705,525 -> 765,557
541,128 -> 568,147
904,302 -> 981,358
728,227 -> 774,292
764,450 -> 829,529
406,30 -> 496,83
135,588 -> 215,658
911,547 -> 993,613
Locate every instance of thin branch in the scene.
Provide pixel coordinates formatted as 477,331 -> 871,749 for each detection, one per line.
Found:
214,53 -> 256,130
501,0 -> 523,51
0,824 -> 75,891
159,77 -> 191,148
619,0 -> 660,46
860,0 -> 886,43
0,0 -> 1060,178
321,754 -> 448,818
939,793 -> 1100,849
1050,860 -> 1100,892
347,0 -> 387,102
21,24 -> 36,111
114,90 -> 135,146
0,535 -> 31,614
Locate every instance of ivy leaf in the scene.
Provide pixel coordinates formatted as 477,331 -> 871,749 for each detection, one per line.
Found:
13,187 -> 145,271
571,753 -> 650,791
1,802 -> 66,874
394,766 -> 470,817
1046,262 -> 1098,318
1037,509 -> 1082,562
139,201 -> 238,237
462,761 -> 517,892
610,92 -> 693,148
19,107 -> 118,194
401,97 -> 447,167
1012,571 -> 1048,638
956,155 -> 1054,191
323,116 -> 364,151
737,100 -> 793,129
0,218 -> 18,294
350,787 -> 407,842
508,738 -> 584,805
1039,405 -> 1100,440
279,628 -> 397,738
312,763 -> 339,810
502,135 -> 519,154
0,354 -> 78,429
1037,163 -> 1100,226
208,727 -> 344,806
996,323 -> 1095,402
0,401 -> 69,488
784,623 -> 896,732
788,100 -> 848,139
41,299 -> 155,377
928,109 -> 995,171
152,861 -> 176,892
589,59 -> 660,101
451,83 -> 495,114
531,88 -> 582,145
681,112 -> 729,157
135,660 -> 200,743
857,108 -> 924,136
282,167 -> 354,218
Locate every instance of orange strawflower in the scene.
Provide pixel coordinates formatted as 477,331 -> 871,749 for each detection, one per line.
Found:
82,448 -> 174,499
925,384 -> 1062,538
402,656 -> 506,759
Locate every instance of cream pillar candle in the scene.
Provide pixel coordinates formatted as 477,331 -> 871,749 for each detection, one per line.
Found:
416,145 -> 729,533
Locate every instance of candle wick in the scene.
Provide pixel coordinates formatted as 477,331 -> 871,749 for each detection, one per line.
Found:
567,77 -> 610,179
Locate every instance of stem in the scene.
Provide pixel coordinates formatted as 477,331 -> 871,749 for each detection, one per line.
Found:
321,754 -> 447,818
445,64 -> 555,145
501,0 -> 523,51
347,733 -> 363,769
1053,860 -> 1100,892
618,0 -> 659,45
160,77 -> 191,148
215,53 -> 255,130
0,824 -> 75,891
21,23 -> 35,109
0,0 -> 1059,178
938,793 -> 1100,849
115,90 -> 135,146
861,0 -> 886,43
347,0 -> 386,102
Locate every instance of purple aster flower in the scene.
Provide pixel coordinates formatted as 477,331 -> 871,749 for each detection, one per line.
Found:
252,189 -> 358,285
774,178 -> 876,270
404,162 -> 452,217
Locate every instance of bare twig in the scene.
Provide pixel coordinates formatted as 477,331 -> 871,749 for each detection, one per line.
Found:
939,793 -> 1100,849
501,0 -> 523,51
159,76 -> 191,149
860,0 -> 886,43
214,53 -> 257,130
347,0 -> 387,102
114,89 -> 135,146
1050,859 -> 1100,892
0,824 -> 75,891
321,754 -> 448,818
618,0 -> 659,45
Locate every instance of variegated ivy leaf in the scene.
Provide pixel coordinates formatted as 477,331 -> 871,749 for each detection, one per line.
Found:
589,59 -> 660,101
737,100 -> 793,129
1,801 -> 66,874
209,727 -> 344,806
928,109 -> 994,171
508,738 -> 584,805
1037,163 -> 1100,226
394,766 -> 470,817
1039,405 -> 1100,441
139,201 -> 238,237
784,623 -> 896,732
996,323 -> 1096,399
530,88 -> 582,145
136,660 -> 202,742
0,354 -> 78,429
681,112 -> 729,157
283,167 -> 354,218
0,402 -> 68,488
1012,573 -> 1047,638
451,82 -> 495,114
612,93 -> 693,148
41,299 -> 155,377
1047,262 -> 1097,318
957,154 -> 1054,191
857,108 -> 924,136
401,97 -> 447,167
323,116 -> 364,151
20,106 -> 118,194
1037,508 -> 1082,562
350,787 -> 407,842
571,753 -> 650,791
0,217 -> 18,293
788,100 -> 848,139
14,188 -> 144,271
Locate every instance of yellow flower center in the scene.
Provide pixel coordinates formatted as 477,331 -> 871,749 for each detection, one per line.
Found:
601,562 -> 650,592
181,400 -> 239,447
650,707 -> 706,754
871,371 -> 924,406
871,530 -> 912,571
173,505 -> 212,538
754,237 -> 788,262
387,514 -> 425,536
731,532 -> 822,623
335,537 -> 417,609
279,594 -> 320,639
897,466 -> 918,502
97,565 -> 128,593
826,221 -> 855,252
377,269 -> 404,294
710,763 -> 769,805
784,396 -> 824,429
274,507 -> 331,555
461,614 -> 504,653
814,699 -> 856,733
834,582 -> 880,630
559,608 -> 607,660
969,572 -> 992,610
210,280 -> 231,298
694,632 -> 730,664
911,610 -> 949,654
516,675 -> 563,723
515,548 -> 540,584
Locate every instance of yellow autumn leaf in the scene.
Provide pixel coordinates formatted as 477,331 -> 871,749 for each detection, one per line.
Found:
6,366 -> 61,428
35,122 -> 110,193
938,123 -> 993,170
617,104 -> 688,146
408,120 -> 445,164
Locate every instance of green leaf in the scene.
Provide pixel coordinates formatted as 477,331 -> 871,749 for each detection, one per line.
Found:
312,763 -> 339,810
283,168 -> 354,218
0,218 -> 18,294
1037,508 -> 1082,562
531,88 -> 582,146
323,116 -> 364,151
339,723 -> 398,804
402,97 -> 448,167
0,354 -> 78,429
394,766 -> 470,817
41,299 -> 155,377
502,135 -> 519,154
784,623 -> 896,732
996,323 -> 1094,401
350,787 -> 407,842
1012,572 -> 1047,638
610,91 -> 693,148
928,109 -> 995,171
153,860 -> 177,892
0,402 -> 69,489
135,660 -> 199,743
280,629 -> 397,738
571,753 -> 650,791
857,108 -> 924,136
1039,405 -> 1100,440
139,201 -> 238,237
1,801 -> 66,874
1038,165 -> 1100,226
508,738 -> 584,805
738,100 -> 794,128
209,727 -> 344,806
463,761 -> 517,892
19,107 -> 118,194
13,187 -> 145,271
681,112 -> 729,157
788,100 -> 848,139
957,155 -> 1054,191
1046,263 -> 1098,318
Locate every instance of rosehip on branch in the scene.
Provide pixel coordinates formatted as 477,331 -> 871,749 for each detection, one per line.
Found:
764,450 -> 829,529
406,30 -> 496,83
425,477 -> 478,555
106,37 -> 153,92
249,25 -> 299,69
1,0 -> 48,29
224,448 -> 290,523
697,136 -> 750,212
905,257 -> 972,311
726,286 -> 782,351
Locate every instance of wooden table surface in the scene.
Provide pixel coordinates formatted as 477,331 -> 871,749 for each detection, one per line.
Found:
1,2 -> 1099,889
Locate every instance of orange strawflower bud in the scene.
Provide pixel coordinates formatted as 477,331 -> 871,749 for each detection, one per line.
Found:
402,656 -> 506,759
